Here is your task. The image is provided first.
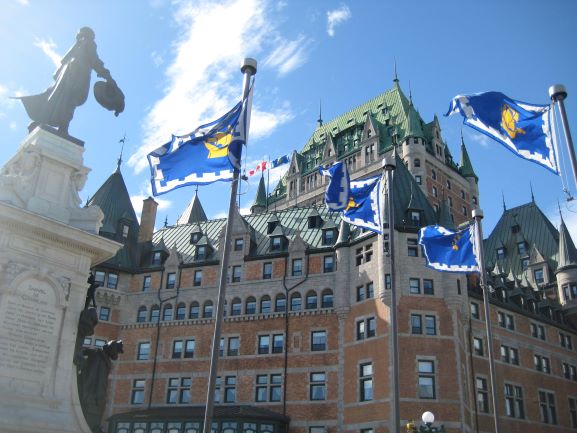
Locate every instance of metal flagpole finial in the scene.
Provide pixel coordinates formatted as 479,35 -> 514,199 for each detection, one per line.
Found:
549,84 -> 568,102
241,58 -> 257,75
472,208 -> 484,219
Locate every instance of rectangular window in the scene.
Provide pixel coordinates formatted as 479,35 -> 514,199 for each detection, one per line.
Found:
425,315 -> 437,336
476,377 -> 489,413
272,334 -> 284,354
142,276 -> 151,291
360,363 -> 373,401
94,271 -> 105,287
172,340 -> 183,359
560,332 -> 574,350
539,390 -> 557,424
258,335 -> 270,354
167,378 -> 179,404
263,262 -> 272,279
232,265 -> 241,283
408,238 -> 419,257
256,374 -> 282,402
131,379 -> 145,404
323,255 -> 334,273
137,342 -> 150,360
107,272 -> 119,289
292,258 -> 303,276
224,376 -> 236,403
409,278 -> 420,294
517,241 -> 527,255
356,320 -> 366,340
534,268 -> 544,285
366,282 -> 374,298
570,397 -> 577,428
471,302 -> 480,319
166,272 -> 176,289
367,317 -> 376,338
234,238 -> 244,251
423,279 -> 434,295
411,314 -> 423,334
473,337 -> 484,356
496,247 -> 505,260
184,339 -> 195,358
534,354 -> 551,374
504,383 -> 524,419
152,251 -> 162,265
418,360 -> 435,399
310,372 -> 326,400
311,330 -> 327,351
385,274 -> 391,290
356,285 -> 365,302
228,337 -> 240,356
193,270 -> 202,287
99,306 -> 110,321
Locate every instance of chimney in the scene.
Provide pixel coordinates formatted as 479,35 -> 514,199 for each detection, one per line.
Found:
139,197 -> 158,243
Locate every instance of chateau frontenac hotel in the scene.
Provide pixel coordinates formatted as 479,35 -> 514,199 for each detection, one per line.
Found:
87,78 -> 577,433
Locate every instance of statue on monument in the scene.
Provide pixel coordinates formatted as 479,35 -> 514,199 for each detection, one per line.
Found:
77,340 -> 124,433
16,26 -> 124,136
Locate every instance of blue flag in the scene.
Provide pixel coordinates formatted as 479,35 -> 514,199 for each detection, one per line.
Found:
319,162 -> 383,233
418,224 -> 479,273
147,87 -> 252,196
271,154 -> 290,168
446,91 -> 558,174
343,176 -> 383,234
319,161 -> 350,211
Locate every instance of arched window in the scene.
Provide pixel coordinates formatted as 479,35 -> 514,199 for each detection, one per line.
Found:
150,305 -> 160,322
290,292 -> 302,311
275,294 -> 286,312
137,306 -> 147,323
246,296 -> 256,314
321,289 -> 334,308
203,301 -> 213,318
176,303 -> 186,320
260,295 -> 271,314
162,304 -> 173,321
189,302 -> 199,319
231,298 -> 242,316
306,291 -> 318,309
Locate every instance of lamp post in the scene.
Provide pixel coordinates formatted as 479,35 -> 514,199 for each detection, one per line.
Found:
406,411 -> 446,433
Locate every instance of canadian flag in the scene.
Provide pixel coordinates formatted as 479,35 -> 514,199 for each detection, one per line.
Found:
248,161 -> 267,176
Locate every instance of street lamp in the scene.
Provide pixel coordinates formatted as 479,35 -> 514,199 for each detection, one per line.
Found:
405,411 -> 446,433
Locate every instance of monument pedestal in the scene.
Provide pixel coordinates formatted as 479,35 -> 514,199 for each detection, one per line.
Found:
0,128 -> 120,433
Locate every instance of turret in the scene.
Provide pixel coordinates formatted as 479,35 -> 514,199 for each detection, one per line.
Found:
251,175 -> 267,214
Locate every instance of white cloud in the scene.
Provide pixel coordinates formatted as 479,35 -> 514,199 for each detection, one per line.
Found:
16,0 -> 29,5
34,38 -> 61,67
469,132 -> 492,148
130,180 -> 172,222
128,0 -> 295,174
151,51 -> 164,67
327,4 -> 351,37
263,35 -> 312,76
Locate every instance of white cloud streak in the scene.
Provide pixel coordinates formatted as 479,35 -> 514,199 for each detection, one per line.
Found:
128,0 -> 297,174
34,38 -> 62,67
327,4 -> 351,37
264,35 -> 312,76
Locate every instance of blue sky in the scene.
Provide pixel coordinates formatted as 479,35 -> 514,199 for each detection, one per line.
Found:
1,0 -> 577,239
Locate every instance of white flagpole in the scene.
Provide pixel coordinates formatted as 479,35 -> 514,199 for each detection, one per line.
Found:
203,58 -> 257,432
472,208 -> 500,433
550,85 -> 577,193
383,155 -> 400,433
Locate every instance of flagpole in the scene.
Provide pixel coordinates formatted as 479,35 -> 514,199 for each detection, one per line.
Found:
203,57 -> 256,432
383,155 -> 400,433
550,85 -> 577,192
473,208 -> 500,433
266,155 -> 270,212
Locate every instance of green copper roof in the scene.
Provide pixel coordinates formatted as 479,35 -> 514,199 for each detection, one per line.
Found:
484,201 -> 559,280
459,139 -> 478,180
252,175 -> 267,209
437,199 -> 455,231
177,192 -> 207,225
557,217 -> 577,271
88,167 -> 140,268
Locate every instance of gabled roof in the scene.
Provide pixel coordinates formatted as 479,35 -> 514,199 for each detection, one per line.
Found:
177,192 -> 207,225
484,201 -> 559,281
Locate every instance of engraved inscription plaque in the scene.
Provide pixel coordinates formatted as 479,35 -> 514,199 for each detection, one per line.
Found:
0,278 -> 60,391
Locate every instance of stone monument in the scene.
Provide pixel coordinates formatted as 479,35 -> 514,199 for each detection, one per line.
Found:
0,27 -> 122,433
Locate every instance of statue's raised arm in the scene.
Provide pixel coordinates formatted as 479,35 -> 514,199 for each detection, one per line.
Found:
17,27 -> 124,137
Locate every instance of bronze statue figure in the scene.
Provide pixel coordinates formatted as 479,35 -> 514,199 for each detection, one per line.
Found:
77,340 -> 124,433
16,27 -> 124,136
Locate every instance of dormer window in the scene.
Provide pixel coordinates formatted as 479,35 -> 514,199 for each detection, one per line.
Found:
308,215 -> 322,229
196,246 -> 206,260
534,268 -> 544,285
270,237 -> 283,252
496,247 -> 506,260
151,252 -> 162,266
234,238 -> 244,251
122,224 -> 129,238
268,220 -> 279,234
511,224 -> 520,234
521,257 -> 529,269
517,241 -> 527,256
322,229 -> 336,245
410,211 -> 421,227
191,233 -> 201,243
